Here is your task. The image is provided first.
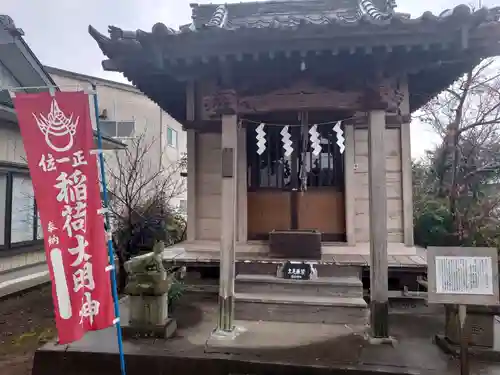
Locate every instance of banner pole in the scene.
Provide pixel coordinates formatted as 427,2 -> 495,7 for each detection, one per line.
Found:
91,83 -> 127,375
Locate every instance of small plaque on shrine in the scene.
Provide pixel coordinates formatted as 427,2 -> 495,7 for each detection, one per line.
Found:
282,261 -> 311,280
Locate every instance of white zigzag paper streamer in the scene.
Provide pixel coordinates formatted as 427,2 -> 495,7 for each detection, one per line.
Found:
309,124 -> 321,156
280,125 -> 293,157
333,121 -> 345,154
256,123 -> 267,155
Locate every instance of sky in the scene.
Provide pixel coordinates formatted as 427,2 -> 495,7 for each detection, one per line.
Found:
2,0 -> 495,158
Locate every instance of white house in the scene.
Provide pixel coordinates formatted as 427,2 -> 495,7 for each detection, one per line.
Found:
45,66 -> 188,211
0,15 -> 186,296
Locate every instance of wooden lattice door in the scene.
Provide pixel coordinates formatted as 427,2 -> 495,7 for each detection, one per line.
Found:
246,123 -> 346,242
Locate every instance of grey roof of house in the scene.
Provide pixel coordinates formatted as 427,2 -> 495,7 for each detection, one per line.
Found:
0,16 -> 126,149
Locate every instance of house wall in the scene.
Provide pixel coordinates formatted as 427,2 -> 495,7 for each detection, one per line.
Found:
0,119 -> 45,267
195,133 -> 221,240
0,120 -> 26,163
0,70 -> 189,271
353,126 -> 404,243
49,72 -> 188,208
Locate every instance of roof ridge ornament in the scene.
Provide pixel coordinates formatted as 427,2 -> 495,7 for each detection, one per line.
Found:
358,0 -> 397,21
205,4 -> 229,28
0,15 -> 24,36
338,0 -> 396,23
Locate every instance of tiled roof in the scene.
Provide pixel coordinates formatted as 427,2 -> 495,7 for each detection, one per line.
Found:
91,3 -> 499,44
87,2 -> 500,122
188,0 -> 397,31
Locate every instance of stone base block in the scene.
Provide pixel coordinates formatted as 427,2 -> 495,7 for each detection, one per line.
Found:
444,305 -> 500,348
435,334 -> 500,362
129,294 -> 168,326
123,317 -> 177,339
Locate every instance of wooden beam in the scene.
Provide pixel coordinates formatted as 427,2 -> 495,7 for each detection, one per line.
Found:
345,114 -> 410,127
344,124 -> 356,246
400,122 -> 414,247
368,110 -> 389,338
201,79 -> 407,117
218,114 -> 238,332
101,59 -> 121,72
182,114 -> 411,132
186,80 -> 197,241
183,120 -> 221,133
237,125 -> 247,243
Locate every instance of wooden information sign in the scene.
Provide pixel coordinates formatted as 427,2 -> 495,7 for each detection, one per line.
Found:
427,247 -> 499,375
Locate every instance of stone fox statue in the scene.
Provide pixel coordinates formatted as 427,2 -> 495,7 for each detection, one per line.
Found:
124,241 -> 172,296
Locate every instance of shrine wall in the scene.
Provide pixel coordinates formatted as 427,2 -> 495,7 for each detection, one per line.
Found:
353,126 -> 404,243
195,133 -> 222,240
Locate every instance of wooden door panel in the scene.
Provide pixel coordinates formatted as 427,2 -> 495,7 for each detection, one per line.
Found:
248,191 -> 291,240
297,190 -> 345,235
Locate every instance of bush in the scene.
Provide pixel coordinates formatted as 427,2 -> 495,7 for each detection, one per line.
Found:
111,193 -> 187,291
413,198 -> 457,247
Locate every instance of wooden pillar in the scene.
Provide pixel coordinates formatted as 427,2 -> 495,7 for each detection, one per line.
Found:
368,109 -> 389,338
218,114 -> 238,332
400,122 -> 414,247
344,124 -> 356,246
237,126 -> 247,243
186,130 -> 197,241
186,81 -> 197,241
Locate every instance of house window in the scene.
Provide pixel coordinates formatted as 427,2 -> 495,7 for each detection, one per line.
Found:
179,199 -> 187,212
99,119 -> 135,138
167,127 -> 178,148
0,167 -> 42,251
10,174 -> 36,244
36,211 -> 43,239
0,174 -> 6,246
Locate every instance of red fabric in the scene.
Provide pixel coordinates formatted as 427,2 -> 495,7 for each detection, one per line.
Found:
13,91 -> 114,344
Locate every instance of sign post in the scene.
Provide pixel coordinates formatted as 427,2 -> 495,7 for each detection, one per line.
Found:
427,247 -> 499,375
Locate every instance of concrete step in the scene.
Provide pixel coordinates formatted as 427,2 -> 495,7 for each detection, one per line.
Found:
0,263 -> 50,299
235,274 -> 363,298
235,292 -> 368,325
236,262 -> 362,278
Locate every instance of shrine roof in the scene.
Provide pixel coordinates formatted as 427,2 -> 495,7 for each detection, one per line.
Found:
186,0 -> 398,31
88,2 -> 500,123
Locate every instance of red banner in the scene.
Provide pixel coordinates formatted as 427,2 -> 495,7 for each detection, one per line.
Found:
13,91 -> 114,344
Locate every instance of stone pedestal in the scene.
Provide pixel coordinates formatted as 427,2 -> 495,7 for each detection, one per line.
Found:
445,305 -> 500,348
435,304 -> 500,361
123,294 -> 177,339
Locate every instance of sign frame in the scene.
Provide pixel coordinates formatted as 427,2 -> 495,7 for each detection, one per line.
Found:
282,261 -> 312,280
427,246 -> 499,306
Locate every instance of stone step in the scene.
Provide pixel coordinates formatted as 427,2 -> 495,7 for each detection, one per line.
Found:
236,262 -> 362,279
235,292 -> 368,325
235,274 -> 364,298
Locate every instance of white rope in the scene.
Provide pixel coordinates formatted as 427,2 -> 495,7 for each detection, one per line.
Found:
242,115 -> 357,127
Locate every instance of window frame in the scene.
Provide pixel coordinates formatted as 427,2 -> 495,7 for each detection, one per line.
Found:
0,162 -> 43,255
167,127 -> 178,148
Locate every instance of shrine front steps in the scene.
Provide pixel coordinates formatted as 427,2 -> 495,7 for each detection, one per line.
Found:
235,274 -> 364,298
234,274 -> 368,326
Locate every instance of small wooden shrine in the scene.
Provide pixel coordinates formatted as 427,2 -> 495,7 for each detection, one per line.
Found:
89,1 -> 500,337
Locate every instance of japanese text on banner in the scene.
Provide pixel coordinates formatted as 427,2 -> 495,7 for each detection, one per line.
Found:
13,91 -> 114,344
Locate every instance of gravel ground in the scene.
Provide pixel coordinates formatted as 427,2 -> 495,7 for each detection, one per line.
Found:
0,285 -> 55,375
